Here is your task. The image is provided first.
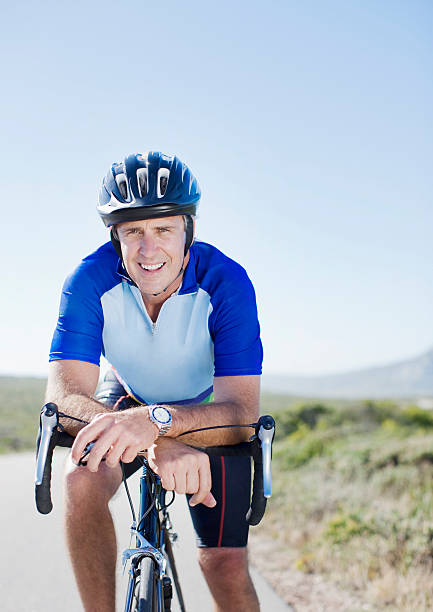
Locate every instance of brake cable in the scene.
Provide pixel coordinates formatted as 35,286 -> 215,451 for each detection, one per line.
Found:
177,423 -> 256,437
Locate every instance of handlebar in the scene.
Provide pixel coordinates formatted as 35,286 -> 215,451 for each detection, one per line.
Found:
34,404 -> 275,525
35,403 -> 74,514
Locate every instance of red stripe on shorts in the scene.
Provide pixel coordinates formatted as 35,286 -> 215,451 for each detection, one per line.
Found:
217,457 -> 226,547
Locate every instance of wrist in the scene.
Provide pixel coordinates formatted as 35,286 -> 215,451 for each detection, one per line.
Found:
147,404 -> 172,436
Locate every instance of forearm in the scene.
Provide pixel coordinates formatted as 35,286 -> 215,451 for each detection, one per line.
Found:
44,390 -> 112,436
45,360 -> 106,436
166,400 -> 258,446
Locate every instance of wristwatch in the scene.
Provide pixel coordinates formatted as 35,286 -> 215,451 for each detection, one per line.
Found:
148,404 -> 172,436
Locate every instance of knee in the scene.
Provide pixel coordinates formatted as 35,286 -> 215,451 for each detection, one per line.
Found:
198,547 -> 249,583
64,459 -> 120,508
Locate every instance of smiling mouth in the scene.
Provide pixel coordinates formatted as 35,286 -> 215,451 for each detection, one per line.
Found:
139,262 -> 166,272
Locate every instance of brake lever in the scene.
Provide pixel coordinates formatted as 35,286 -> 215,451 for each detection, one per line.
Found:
257,415 -> 275,499
35,403 -> 58,486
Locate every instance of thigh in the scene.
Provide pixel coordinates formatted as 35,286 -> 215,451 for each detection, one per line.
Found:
187,455 -> 251,548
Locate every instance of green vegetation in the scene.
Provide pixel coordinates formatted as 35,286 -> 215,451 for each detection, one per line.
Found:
0,376 -> 46,453
259,393 -> 433,611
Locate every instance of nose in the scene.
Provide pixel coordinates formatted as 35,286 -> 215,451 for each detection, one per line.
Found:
138,231 -> 158,257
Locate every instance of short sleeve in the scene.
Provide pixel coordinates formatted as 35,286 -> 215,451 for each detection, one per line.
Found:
209,271 -> 263,377
49,266 -> 104,366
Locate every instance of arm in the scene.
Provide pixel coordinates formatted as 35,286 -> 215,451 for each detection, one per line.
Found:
70,374 -> 260,472
46,360 -> 105,436
46,360 -> 158,451
166,374 -> 261,446
143,374 -> 260,508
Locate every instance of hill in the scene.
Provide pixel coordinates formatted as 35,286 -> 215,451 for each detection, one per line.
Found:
263,348 -> 433,399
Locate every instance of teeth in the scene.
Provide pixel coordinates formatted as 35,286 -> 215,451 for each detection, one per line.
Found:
140,263 -> 164,271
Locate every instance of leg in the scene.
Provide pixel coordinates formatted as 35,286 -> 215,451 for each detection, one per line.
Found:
188,455 -> 259,610
63,455 -> 123,612
198,546 -> 260,612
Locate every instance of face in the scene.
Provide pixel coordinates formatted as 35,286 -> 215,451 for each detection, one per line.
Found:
116,216 -> 187,300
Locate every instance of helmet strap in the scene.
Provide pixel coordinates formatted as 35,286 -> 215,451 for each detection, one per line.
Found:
184,215 -> 194,255
151,262 -> 185,297
110,228 -> 123,259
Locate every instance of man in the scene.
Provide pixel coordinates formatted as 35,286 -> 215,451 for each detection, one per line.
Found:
47,151 -> 263,611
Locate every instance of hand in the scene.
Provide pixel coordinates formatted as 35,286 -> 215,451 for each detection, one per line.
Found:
147,438 -> 216,508
71,407 -> 158,472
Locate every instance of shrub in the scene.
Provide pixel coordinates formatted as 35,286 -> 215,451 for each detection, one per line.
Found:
401,405 -> 433,429
325,511 -> 376,544
273,402 -> 331,440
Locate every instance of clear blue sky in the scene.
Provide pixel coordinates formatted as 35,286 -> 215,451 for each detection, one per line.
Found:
1,0 -> 432,377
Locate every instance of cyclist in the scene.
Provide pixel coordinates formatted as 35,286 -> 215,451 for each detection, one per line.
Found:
47,151 -> 263,612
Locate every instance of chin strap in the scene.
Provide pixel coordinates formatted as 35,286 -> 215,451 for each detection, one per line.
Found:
151,260 -> 185,297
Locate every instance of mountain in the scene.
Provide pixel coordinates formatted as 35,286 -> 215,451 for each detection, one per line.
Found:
262,348 -> 433,399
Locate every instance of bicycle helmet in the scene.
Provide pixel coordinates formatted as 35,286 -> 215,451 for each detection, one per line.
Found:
97,152 -> 200,256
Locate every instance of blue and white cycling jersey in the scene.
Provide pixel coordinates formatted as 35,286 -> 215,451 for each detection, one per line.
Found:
50,240 -> 263,405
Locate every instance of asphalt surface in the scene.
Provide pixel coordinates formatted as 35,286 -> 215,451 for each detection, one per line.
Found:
0,450 -> 289,611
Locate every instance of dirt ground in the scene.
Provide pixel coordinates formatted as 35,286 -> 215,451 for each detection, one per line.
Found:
249,532 -> 374,612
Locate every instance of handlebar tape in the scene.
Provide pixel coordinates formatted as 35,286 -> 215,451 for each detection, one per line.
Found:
35,429 -> 58,514
35,428 -> 74,515
246,442 -> 267,525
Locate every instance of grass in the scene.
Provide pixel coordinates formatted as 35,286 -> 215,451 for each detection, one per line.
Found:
258,393 -> 433,611
0,376 -> 46,453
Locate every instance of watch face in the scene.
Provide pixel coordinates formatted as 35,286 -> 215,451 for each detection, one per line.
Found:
153,406 -> 171,424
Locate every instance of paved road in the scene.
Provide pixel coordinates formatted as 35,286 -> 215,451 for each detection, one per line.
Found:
1,451 -> 289,611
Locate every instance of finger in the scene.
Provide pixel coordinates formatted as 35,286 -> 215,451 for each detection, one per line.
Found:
188,462 -> 212,506
173,471 -> 187,495
160,473 -> 176,491
105,438 -> 132,467
190,491 -> 216,508
185,470 -> 199,495
71,415 -> 110,464
85,429 -> 119,472
120,445 -> 140,464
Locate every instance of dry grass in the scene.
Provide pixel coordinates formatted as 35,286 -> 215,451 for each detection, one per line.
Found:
256,395 -> 433,611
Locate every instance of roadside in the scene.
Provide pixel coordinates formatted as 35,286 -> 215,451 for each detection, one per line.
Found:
249,532 -> 372,612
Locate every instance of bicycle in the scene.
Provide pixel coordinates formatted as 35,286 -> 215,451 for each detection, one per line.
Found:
35,402 -> 275,611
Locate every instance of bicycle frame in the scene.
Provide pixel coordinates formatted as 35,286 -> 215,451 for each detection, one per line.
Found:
123,464 -> 172,612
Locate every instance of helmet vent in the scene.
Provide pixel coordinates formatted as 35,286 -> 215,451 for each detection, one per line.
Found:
137,168 -> 148,198
115,173 -> 129,200
157,168 -> 170,198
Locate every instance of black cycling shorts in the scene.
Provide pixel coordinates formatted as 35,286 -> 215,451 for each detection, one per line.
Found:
95,369 -> 251,548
